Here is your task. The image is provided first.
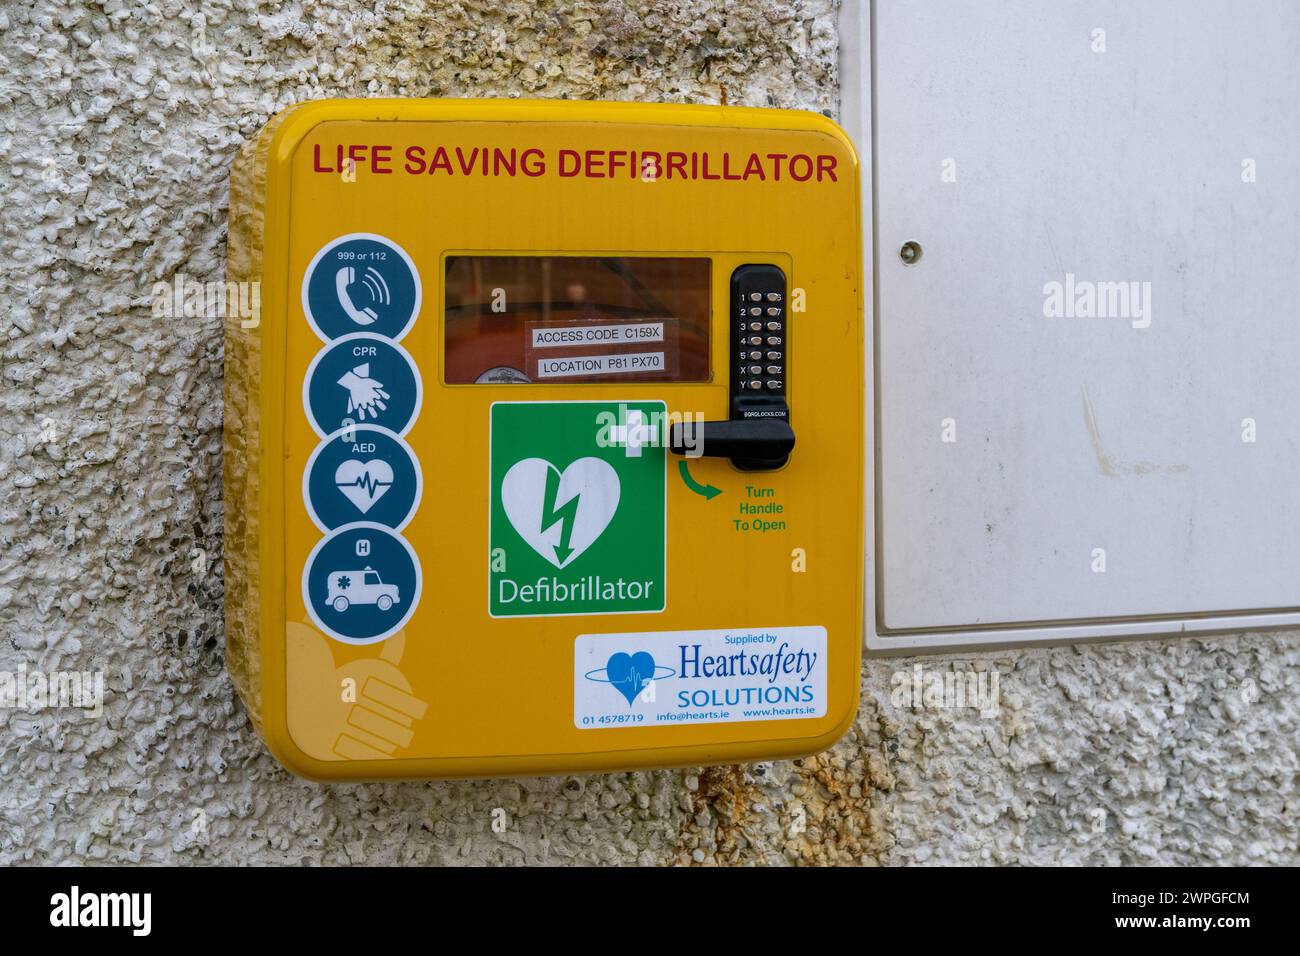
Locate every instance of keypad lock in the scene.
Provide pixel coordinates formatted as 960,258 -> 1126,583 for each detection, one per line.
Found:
670,264 -> 795,470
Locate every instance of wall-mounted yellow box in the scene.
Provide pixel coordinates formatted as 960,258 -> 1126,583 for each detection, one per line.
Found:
225,98 -> 863,780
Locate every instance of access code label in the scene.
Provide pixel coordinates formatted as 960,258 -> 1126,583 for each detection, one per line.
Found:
530,321 -> 665,348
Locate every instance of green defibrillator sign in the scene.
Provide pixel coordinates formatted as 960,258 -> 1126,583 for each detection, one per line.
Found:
489,401 -> 667,618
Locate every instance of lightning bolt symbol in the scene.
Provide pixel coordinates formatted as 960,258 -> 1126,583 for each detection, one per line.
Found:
540,466 -> 581,565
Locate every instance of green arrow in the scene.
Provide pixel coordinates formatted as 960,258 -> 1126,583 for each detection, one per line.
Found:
678,460 -> 722,500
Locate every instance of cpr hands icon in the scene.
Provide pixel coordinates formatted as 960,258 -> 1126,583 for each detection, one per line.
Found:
337,363 -> 390,421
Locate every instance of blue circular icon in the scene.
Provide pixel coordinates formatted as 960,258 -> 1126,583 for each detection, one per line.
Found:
303,333 -> 422,437
303,523 -> 422,645
303,425 -> 422,532
302,233 -> 421,342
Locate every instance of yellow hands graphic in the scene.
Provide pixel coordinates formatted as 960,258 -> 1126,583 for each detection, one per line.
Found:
286,621 -> 428,760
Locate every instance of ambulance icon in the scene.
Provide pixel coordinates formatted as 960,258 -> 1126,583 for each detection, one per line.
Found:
327,566 -> 401,613
304,522 -> 421,644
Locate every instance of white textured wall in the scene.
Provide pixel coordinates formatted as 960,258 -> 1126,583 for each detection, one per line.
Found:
0,0 -> 1295,865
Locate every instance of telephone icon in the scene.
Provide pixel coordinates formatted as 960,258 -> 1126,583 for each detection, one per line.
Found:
335,265 -> 392,326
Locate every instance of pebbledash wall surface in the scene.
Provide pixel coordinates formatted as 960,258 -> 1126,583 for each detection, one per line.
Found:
0,0 -> 1295,865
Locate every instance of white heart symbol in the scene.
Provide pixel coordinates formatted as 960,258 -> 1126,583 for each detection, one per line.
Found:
501,457 -> 620,569
334,458 -> 394,514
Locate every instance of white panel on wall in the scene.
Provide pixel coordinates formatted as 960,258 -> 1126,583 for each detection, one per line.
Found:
844,1 -> 1300,652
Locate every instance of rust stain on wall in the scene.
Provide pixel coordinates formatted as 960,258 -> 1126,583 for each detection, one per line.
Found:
671,703 -> 898,866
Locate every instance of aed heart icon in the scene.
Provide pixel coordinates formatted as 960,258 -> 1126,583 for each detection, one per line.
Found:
501,457 -> 620,568
334,459 -> 394,513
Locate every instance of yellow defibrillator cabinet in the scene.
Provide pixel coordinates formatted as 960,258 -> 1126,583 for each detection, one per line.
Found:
225,99 -> 863,779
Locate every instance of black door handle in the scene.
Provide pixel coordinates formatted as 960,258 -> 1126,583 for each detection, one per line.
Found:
668,418 -> 794,471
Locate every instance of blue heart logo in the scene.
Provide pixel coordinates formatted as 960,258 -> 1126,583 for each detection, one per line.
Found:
606,651 -> 656,706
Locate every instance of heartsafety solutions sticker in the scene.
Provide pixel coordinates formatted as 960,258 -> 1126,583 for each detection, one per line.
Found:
574,626 -> 827,729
